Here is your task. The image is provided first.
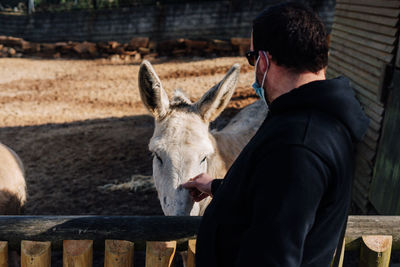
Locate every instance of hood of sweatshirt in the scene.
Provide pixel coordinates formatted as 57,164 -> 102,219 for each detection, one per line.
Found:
269,76 -> 370,142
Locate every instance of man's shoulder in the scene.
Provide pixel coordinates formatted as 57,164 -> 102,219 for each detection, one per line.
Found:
262,109 -> 352,158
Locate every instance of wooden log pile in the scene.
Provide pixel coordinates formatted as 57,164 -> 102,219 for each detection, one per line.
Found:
0,35 -> 250,60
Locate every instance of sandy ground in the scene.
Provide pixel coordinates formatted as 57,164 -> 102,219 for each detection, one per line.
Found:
0,56 -> 257,215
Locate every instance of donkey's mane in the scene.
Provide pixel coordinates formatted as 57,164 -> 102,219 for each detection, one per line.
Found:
169,89 -> 194,111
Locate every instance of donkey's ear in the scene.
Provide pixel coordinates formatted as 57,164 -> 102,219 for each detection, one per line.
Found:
195,64 -> 240,122
138,60 -> 170,120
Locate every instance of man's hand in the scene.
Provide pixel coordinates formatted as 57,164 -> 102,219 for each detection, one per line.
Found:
182,173 -> 214,202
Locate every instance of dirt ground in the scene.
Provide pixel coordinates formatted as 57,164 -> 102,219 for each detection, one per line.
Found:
0,56 -> 257,215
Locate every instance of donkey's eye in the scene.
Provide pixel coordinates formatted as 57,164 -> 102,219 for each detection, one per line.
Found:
200,156 -> 207,164
153,153 -> 163,164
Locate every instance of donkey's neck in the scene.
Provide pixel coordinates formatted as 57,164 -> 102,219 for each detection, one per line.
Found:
206,133 -> 229,179
209,100 -> 268,175
210,130 -> 254,173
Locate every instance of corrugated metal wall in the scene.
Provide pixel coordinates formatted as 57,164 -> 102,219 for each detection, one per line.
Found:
326,0 -> 400,213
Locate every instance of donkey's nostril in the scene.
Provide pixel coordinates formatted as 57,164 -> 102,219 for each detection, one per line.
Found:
163,196 -> 167,205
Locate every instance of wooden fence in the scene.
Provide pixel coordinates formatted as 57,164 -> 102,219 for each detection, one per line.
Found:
0,216 -> 399,266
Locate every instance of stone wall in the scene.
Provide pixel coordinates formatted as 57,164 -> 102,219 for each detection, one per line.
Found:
0,0 -> 335,43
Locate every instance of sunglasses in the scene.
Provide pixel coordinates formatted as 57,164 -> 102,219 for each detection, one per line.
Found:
245,50 -> 259,66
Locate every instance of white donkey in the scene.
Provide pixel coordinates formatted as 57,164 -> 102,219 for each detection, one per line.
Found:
138,60 -> 267,216
0,143 -> 27,214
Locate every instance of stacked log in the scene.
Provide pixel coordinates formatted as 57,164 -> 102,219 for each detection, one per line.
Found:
231,38 -> 251,56
0,35 -> 251,60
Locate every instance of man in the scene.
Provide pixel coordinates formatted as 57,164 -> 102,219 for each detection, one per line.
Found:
182,2 -> 369,267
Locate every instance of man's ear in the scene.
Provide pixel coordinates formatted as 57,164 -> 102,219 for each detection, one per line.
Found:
258,51 -> 270,73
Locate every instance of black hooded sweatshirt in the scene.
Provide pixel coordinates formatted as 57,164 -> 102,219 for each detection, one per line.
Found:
196,76 -> 369,267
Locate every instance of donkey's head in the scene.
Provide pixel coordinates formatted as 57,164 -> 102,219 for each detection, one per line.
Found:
138,60 -> 240,216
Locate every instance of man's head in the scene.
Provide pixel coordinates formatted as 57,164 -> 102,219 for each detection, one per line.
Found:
252,2 -> 328,74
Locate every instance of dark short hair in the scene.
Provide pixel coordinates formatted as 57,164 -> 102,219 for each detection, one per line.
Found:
253,2 -> 328,73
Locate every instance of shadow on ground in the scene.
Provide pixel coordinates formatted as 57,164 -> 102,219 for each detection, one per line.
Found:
0,115 -> 162,215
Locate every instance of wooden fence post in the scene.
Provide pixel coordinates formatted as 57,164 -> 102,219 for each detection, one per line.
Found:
186,240 -> 196,267
21,241 -> 51,267
330,239 -> 345,267
145,241 -> 176,267
63,240 -> 93,267
359,235 -> 392,267
0,242 -> 8,267
104,240 -> 134,267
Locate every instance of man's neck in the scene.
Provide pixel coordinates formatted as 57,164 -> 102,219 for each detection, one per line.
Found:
267,68 -> 326,103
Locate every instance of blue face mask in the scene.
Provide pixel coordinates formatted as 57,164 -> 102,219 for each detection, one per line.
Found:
251,51 -> 269,104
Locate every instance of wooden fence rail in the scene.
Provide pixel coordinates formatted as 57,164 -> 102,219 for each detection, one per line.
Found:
0,216 -> 201,251
0,216 -> 399,266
